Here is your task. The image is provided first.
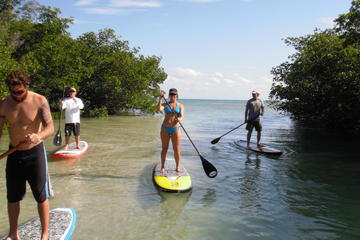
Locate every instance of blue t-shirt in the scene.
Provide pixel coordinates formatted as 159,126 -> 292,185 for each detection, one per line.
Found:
246,98 -> 264,120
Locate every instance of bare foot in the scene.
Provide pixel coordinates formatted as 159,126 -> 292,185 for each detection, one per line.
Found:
257,143 -> 264,147
63,145 -> 69,150
5,233 -> 19,240
41,233 -> 48,240
160,168 -> 166,174
76,146 -> 80,149
176,168 -> 182,173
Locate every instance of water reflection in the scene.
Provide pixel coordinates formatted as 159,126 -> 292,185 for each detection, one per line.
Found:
50,156 -> 81,166
158,191 -> 191,217
245,153 -> 261,169
135,163 -> 193,240
156,191 -> 192,240
239,153 -> 262,215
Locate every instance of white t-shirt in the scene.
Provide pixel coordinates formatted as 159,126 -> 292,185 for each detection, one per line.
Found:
62,97 -> 84,123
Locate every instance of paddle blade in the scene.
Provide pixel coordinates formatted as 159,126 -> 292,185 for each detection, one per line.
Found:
211,137 -> 221,144
53,130 -> 62,146
200,155 -> 217,178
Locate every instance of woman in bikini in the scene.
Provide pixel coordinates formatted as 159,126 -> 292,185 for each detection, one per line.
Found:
157,88 -> 184,173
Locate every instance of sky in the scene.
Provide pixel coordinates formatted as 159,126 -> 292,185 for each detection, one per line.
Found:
36,0 -> 352,100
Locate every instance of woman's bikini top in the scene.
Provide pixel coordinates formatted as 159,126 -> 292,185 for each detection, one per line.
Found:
164,103 -> 180,115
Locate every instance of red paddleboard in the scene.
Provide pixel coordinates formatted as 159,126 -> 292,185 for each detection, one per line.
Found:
52,141 -> 89,160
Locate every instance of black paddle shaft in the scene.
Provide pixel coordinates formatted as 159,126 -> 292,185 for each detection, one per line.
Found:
162,96 -> 217,178
53,85 -> 66,146
215,122 -> 246,139
211,114 -> 261,144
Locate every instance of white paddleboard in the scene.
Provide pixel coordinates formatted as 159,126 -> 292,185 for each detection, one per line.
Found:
52,141 -> 89,159
1,207 -> 77,240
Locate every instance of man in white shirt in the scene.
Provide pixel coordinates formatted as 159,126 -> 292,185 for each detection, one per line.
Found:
61,87 -> 84,150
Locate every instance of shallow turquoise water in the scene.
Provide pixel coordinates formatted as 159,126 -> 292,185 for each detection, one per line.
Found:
0,99 -> 359,239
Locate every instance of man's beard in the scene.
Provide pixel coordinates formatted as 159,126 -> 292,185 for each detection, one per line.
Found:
11,90 -> 28,102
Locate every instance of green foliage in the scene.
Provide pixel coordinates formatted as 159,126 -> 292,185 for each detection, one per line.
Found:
76,29 -> 166,114
270,0 -> 360,131
334,0 -> 360,45
0,0 -> 22,13
0,0 -> 166,115
0,10 -> 20,97
86,107 -> 109,118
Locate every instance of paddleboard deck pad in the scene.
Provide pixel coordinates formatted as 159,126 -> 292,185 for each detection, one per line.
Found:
52,141 -> 89,159
235,140 -> 283,155
1,207 -> 76,240
153,160 -> 192,193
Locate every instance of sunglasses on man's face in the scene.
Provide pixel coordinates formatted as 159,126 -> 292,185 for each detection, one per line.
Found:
11,90 -> 25,95
69,90 -> 76,93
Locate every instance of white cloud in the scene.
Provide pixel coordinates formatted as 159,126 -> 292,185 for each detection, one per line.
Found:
261,76 -> 272,83
177,0 -> 219,2
160,67 -> 269,99
73,18 -> 101,25
188,0 -> 218,2
169,67 -> 253,87
319,17 -> 335,27
74,0 -> 222,16
213,72 -> 223,78
174,67 -> 204,78
110,0 -> 161,7
232,73 -> 252,83
84,7 -> 125,15
74,0 -> 96,6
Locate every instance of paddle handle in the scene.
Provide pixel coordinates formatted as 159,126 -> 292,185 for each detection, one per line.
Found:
219,122 -> 246,138
220,114 -> 261,138
0,142 -> 25,160
58,85 -> 66,128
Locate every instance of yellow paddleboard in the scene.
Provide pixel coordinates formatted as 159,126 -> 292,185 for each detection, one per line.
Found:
153,160 -> 192,193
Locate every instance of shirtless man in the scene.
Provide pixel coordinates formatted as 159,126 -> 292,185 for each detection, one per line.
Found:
0,70 -> 54,240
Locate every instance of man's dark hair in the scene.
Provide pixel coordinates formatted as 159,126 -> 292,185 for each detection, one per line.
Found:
6,70 -> 30,87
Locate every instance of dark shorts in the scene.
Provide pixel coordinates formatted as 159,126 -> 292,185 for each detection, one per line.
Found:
6,142 -> 50,203
246,118 -> 262,132
65,123 -> 80,136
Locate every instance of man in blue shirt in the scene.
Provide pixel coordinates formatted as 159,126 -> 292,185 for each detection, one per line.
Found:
244,91 -> 264,148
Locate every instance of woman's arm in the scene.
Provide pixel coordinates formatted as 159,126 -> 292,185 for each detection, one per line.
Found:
157,92 -> 165,112
176,103 -> 184,122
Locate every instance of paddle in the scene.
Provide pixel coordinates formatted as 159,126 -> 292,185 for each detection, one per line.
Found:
53,86 -> 66,146
162,96 -> 217,178
0,142 -> 56,198
211,114 -> 260,144
0,141 -> 25,160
